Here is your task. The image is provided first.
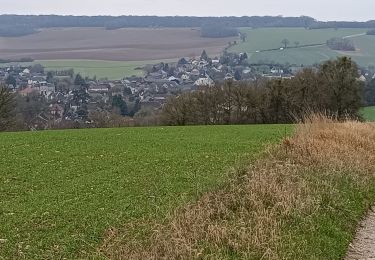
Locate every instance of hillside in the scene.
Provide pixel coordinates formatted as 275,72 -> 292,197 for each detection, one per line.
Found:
231,28 -> 375,67
0,27 -> 233,61
0,125 -> 289,258
99,117 -> 375,259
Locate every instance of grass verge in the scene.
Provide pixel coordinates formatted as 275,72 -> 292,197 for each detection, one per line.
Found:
99,116 -> 375,259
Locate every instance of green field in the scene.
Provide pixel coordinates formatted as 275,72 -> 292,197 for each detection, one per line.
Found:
363,106 -> 375,121
0,125 -> 290,258
39,60 -> 148,79
1,59 -> 172,80
231,28 -> 375,66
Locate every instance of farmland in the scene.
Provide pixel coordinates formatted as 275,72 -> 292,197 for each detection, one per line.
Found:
12,59 -> 170,79
231,28 -> 375,66
0,27 -> 234,61
0,124 -> 290,259
37,60 -> 147,79
0,59 -> 179,80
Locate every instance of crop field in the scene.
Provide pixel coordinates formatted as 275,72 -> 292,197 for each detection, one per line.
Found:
0,124 -> 290,258
0,27 -> 234,61
363,106 -> 375,121
1,59 -> 177,80
38,60 -> 147,79
231,28 -> 374,66
31,59 -> 169,80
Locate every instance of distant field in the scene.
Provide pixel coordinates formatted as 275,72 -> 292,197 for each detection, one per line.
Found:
1,59 -> 178,80
363,106 -> 375,121
0,27 -> 234,61
39,60 -> 146,79
231,28 -> 374,66
0,125 -> 290,259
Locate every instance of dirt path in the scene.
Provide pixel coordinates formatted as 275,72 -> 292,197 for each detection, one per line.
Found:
343,33 -> 366,39
346,206 -> 375,259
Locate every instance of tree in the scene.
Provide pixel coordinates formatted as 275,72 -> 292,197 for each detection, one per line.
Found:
265,79 -> 292,123
74,74 -> 86,86
5,75 -> 16,87
200,50 -> 209,61
112,95 -> 128,116
327,37 -> 355,51
200,24 -> 238,38
240,32 -> 248,42
234,70 -> 242,81
365,79 -> 375,106
178,57 -> 189,65
239,52 -> 248,62
30,64 -> 44,74
162,94 -> 194,125
14,91 -> 48,130
319,57 -> 364,119
72,74 -> 89,120
294,41 -> 300,48
129,98 -> 141,117
123,87 -> 132,96
281,38 -> 290,48
46,71 -> 54,83
0,85 -> 15,131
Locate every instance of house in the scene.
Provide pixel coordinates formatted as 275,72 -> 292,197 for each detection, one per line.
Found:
190,69 -> 200,77
37,81 -> 55,98
180,74 -> 190,81
271,68 -> 284,74
194,77 -> 214,87
88,84 -> 110,94
168,76 -> 181,84
358,75 -> 367,82
224,73 -> 234,80
212,59 -> 220,66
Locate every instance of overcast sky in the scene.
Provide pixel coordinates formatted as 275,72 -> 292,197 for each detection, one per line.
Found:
0,0 -> 373,22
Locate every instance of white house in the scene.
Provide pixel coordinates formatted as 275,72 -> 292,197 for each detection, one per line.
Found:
194,77 -> 214,87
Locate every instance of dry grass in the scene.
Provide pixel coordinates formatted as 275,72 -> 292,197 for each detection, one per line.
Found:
99,115 -> 375,259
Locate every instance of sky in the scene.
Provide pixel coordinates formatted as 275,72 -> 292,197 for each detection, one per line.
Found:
0,0 -> 373,22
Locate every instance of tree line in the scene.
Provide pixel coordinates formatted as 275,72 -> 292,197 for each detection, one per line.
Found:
162,57 -> 365,125
0,15 -> 323,37
200,24 -> 238,38
327,37 -> 355,51
1,15 -> 375,37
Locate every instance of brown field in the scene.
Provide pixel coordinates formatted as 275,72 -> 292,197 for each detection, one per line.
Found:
0,27 -> 235,61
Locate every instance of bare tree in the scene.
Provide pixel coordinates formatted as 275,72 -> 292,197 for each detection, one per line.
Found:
0,85 -> 15,131
281,38 -> 290,48
240,32 -> 248,42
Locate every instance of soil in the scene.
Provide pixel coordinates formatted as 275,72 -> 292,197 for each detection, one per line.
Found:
0,27 -> 235,61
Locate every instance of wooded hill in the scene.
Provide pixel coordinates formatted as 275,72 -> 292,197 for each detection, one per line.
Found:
1,15 -> 374,37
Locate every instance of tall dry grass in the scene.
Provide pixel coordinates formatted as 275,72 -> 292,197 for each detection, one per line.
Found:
99,115 -> 375,259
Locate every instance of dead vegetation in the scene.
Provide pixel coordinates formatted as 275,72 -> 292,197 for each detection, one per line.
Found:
99,115 -> 375,259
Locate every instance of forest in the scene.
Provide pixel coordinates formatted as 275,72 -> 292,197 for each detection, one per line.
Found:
1,15 -> 374,37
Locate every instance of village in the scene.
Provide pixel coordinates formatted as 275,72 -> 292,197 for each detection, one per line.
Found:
0,50 -> 373,129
